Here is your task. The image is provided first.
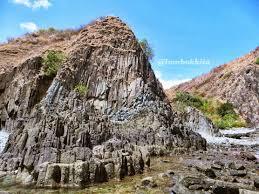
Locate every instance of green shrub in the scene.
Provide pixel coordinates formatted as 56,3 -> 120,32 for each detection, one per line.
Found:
203,100 -> 214,112
139,39 -> 154,61
217,102 -> 235,117
215,114 -> 246,129
48,27 -> 56,33
255,58 -> 259,65
174,92 -> 203,109
74,84 -> 88,95
173,92 -> 246,129
43,50 -> 65,77
38,29 -> 46,34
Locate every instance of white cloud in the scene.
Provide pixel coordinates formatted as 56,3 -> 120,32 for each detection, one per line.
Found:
155,71 -> 190,89
20,22 -> 38,32
13,0 -> 51,9
32,0 -> 51,9
13,0 -> 31,7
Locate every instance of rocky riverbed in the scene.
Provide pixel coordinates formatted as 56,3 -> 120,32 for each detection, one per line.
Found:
0,128 -> 258,194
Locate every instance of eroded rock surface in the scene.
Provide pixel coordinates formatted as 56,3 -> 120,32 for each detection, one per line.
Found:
178,106 -> 219,137
0,16 -> 205,188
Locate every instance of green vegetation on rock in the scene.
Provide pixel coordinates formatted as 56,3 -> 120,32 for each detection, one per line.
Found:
174,92 -> 203,109
74,83 -> 88,95
139,39 -> 154,61
174,92 -> 246,129
217,102 -> 235,117
214,114 -> 246,129
43,50 -> 65,77
255,57 -> 259,65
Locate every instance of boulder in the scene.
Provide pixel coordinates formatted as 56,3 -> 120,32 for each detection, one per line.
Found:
212,161 -> 224,170
0,191 -> 9,194
212,185 -> 239,194
229,170 -> 247,177
205,168 -> 217,179
240,152 -> 256,161
176,106 -> 219,137
254,177 -> 259,188
16,169 -> 34,186
212,164 -> 222,170
228,162 -> 245,170
180,176 -> 207,190
139,176 -> 157,188
194,162 -> 217,178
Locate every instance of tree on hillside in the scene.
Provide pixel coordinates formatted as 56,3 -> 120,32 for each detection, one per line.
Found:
139,39 -> 154,61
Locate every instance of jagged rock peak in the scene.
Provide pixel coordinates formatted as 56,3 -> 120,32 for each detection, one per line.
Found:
73,16 -> 138,51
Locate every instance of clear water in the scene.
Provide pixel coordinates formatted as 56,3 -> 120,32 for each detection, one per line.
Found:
197,127 -> 259,146
220,128 -> 256,135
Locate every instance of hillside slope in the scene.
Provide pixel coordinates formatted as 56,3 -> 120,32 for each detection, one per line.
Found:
167,47 -> 259,128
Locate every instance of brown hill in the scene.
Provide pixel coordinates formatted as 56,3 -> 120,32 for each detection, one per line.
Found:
166,47 -> 259,127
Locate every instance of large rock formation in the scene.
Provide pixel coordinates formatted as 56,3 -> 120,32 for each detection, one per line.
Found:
179,106 -> 219,137
0,16 -> 205,188
167,48 -> 259,128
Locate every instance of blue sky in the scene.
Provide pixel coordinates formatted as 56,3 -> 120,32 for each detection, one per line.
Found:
1,0 -> 259,88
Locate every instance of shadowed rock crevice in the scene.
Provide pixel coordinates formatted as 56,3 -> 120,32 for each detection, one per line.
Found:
52,165 -> 61,183
28,75 -> 54,111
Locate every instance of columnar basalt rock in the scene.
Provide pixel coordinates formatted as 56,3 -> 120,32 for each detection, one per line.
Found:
0,16 -> 206,188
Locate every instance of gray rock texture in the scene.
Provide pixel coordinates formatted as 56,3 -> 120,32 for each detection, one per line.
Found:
0,16 -> 205,188
182,106 -> 219,136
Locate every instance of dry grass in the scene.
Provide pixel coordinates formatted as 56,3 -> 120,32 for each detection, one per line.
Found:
0,29 -> 78,74
0,16 -> 137,75
166,47 -> 259,95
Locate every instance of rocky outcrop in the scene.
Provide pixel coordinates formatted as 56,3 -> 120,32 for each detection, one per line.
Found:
0,17 -> 205,188
181,106 -> 219,137
171,104 -> 219,138
167,47 -> 259,128
170,145 -> 259,194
